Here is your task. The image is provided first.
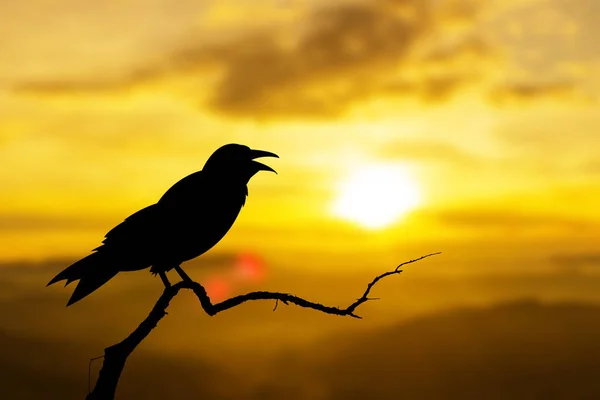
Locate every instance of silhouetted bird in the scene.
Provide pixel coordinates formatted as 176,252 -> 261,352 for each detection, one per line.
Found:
48,144 -> 278,306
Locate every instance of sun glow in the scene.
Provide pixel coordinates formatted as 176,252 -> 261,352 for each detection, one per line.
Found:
332,163 -> 421,230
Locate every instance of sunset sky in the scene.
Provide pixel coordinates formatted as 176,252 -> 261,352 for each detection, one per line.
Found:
0,0 -> 598,279
2,2 -> 600,398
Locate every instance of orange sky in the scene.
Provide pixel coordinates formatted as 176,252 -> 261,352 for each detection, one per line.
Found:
0,0 -> 598,277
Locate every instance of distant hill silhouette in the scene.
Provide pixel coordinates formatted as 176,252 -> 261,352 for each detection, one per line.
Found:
0,330 -> 239,400
2,300 -> 600,399
258,300 -> 600,400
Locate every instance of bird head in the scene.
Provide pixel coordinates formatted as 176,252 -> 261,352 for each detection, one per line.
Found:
203,144 -> 278,184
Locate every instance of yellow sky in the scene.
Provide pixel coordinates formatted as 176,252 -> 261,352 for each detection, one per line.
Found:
0,0 -> 598,275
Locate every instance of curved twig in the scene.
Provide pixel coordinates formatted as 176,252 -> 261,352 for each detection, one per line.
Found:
86,252 -> 440,399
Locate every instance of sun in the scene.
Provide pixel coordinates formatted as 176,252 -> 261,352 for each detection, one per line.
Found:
332,163 -> 421,230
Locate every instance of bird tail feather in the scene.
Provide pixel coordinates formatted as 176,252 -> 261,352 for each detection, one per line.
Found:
47,251 -> 118,306
47,252 -> 102,286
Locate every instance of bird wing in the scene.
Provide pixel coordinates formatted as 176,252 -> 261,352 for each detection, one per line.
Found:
97,204 -> 162,250
97,171 -> 208,255
157,170 -> 205,205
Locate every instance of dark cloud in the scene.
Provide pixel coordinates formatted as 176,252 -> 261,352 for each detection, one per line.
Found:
488,81 -> 584,104
375,74 -> 471,104
13,0 -> 493,119
14,76 -> 135,95
436,0 -> 483,23
207,1 -> 432,118
198,0 -> 495,117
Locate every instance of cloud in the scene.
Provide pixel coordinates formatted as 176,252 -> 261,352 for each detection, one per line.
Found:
0,213 -> 110,232
434,208 -> 599,232
0,251 -> 237,272
490,105 -> 600,179
579,159 -> 600,175
178,0 -> 498,118
9,0 -> 599,120
488,80 -> 586,104
12,67 -> 163,95
12,0 -> 494,119
206,1 -> 434,116
497,111 -> 600,148
551,252 -> 600,268
377,139 -> 482,167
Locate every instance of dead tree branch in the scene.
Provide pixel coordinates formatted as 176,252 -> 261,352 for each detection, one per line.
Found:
86,252 -> 440,399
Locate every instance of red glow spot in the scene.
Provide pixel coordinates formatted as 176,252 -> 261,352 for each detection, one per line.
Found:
204,277 -> 230,301
234,252 -> 266,283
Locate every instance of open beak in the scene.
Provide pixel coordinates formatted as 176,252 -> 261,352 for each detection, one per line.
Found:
250,149 -> 278,174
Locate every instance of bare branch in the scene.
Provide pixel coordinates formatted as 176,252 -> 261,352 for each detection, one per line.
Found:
86,252 -> 440,399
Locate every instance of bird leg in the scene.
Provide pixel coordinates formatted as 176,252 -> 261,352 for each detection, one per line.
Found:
158,271 -> 171,288
174,265 -> 193,283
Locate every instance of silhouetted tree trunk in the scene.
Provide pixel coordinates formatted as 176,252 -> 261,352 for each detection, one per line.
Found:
86,253 -> 440,400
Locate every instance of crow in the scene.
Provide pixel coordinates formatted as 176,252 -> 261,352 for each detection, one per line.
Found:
47,143 -> 278,306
